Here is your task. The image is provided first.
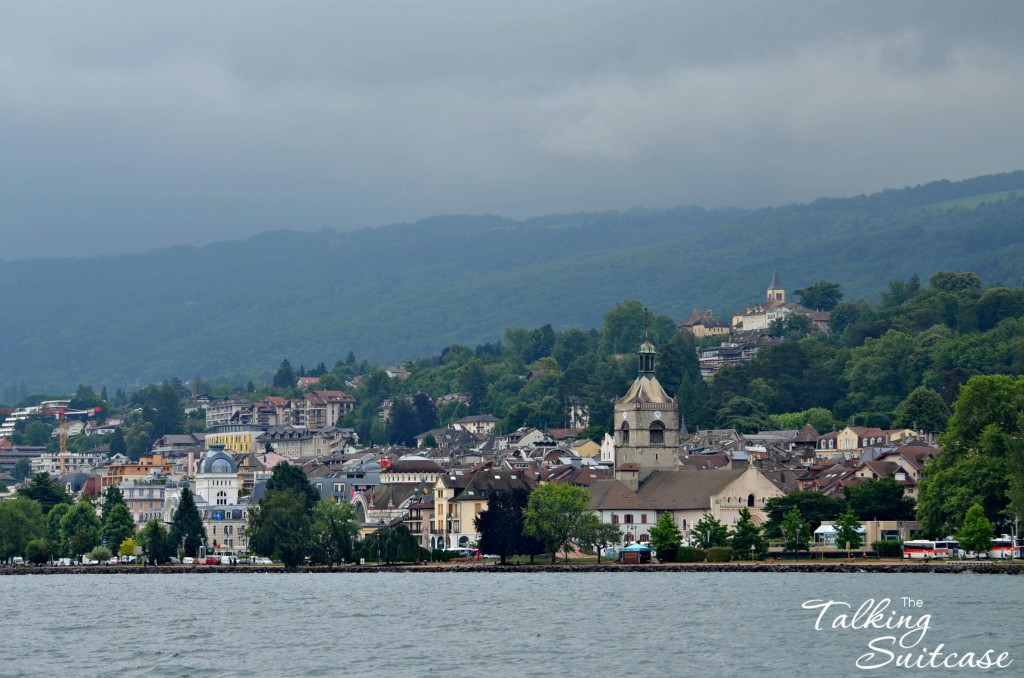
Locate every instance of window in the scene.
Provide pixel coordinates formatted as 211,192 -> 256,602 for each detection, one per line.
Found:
649,421 -> 665,445
624,514 -> 634,524
612,514 -> 619,525
747,494 -> 755,507
621,422 -> 629,444
641,514 -> 647,524
217,490 -> 227,506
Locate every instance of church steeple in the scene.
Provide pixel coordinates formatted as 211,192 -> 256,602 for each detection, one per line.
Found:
638,308 -> 655,376
767,270 -> 785,302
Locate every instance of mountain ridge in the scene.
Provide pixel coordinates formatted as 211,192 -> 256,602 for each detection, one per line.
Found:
3,171 -> 1023,394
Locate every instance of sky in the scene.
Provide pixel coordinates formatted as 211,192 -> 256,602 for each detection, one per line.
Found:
2,1 -> 1023,260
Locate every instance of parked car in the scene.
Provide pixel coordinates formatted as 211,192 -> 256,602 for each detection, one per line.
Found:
182,557 -> 195,565
203,556 -> 222,565
252,556 -> 273,565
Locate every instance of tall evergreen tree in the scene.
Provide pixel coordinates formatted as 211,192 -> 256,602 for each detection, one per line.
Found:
109,426 -> 127,456
138,519 -> 172,565
100,485 -> 126,519
273,359 -> 296,389
475,488 -> 532,564
169,486 -> 206,558
102,503 -> 136,554
265,463 -> 320,514
17,473 -> 72,514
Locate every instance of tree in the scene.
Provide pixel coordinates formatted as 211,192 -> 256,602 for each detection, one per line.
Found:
575,514 -> 622,564
1006,437 -> 1024,530
247,489 -> 310,568
930,271 -> 982,294
957,503 -> 994,556
387,398 -> 420,447
11,458 -> 32,481
169,486 -> 206,558
102,503 -> 136,555
89,546 -> 113,563
729,508 -> 766,560
61,500 -> 102,558
0,497 -> 47,562
137,519 -> 172,565
918,454 -> 1007,538
48,503 -> 72,557
381,524 -> 421,564
893,387 -> 951,434
264,463 -> 320,514
648,511 -> 683,562
522,483 -> 591,563
24,538 -> 53,565
691,514 -> 729,549
119,537 -> 138,560
100,485 -> 126,519
456,358 -> 488,414
763,491 -> 846,538
17,473 -> 72,514
273,359 -> 296,389
109,426 -> 127,456
844,478 -> 916,522
475,488 -> 532,564
833,510 -> 864,557
23,420 -> 53,446
794,281 -> 844,311
713,396 -> 773,433
309,500 -> 359,565
147,383 -> 185,438
781,507 -> 811,554
411,392 -> 438,435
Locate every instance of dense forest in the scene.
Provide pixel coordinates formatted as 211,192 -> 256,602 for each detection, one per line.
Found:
2,171 -> 1023,394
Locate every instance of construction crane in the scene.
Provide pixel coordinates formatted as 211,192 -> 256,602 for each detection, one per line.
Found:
39,401 -> 102,474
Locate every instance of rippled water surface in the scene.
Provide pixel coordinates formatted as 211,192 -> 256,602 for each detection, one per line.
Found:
5,572 -> 1021,676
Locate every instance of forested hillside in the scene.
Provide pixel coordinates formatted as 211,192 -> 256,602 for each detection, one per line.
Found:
3,171 -> 1023,393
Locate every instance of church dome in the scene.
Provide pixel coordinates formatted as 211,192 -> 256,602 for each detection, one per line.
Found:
198,446 -> 237,475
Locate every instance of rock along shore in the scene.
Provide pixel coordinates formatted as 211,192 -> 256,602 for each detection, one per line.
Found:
3,561 -> 1023,575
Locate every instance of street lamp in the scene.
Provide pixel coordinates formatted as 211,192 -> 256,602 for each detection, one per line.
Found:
782,526 -> 789,560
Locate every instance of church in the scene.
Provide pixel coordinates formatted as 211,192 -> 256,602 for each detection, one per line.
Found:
610,323 -> 785,538
731,271 -> 823,332
613,327 -> 681,490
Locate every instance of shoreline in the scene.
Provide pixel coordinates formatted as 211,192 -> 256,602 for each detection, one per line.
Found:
3,561 -> 1022,575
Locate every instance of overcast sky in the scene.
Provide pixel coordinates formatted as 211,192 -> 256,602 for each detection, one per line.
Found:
2,1 -> 1022,259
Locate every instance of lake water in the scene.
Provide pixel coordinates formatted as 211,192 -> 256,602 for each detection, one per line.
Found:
4,572 -> 1021,676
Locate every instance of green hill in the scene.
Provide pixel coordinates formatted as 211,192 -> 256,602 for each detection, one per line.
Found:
3,171 -> 1024,394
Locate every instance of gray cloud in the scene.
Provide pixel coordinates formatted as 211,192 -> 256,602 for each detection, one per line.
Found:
2,1 -> 1022,258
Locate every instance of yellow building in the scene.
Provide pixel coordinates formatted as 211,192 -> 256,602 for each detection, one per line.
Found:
205,430 -> 260,455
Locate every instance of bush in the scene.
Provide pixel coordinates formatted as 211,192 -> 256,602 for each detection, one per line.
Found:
89,546 -> 113,562
656,545 -> 679,562
707,547 -> 733,563
872,540 -> 903,558
431,549 -> 452,562
676,547 -> 707,563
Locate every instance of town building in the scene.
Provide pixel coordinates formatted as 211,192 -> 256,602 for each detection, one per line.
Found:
679,310 -> 731,339
613,332 -> 681,489
730,271 -> 830,334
